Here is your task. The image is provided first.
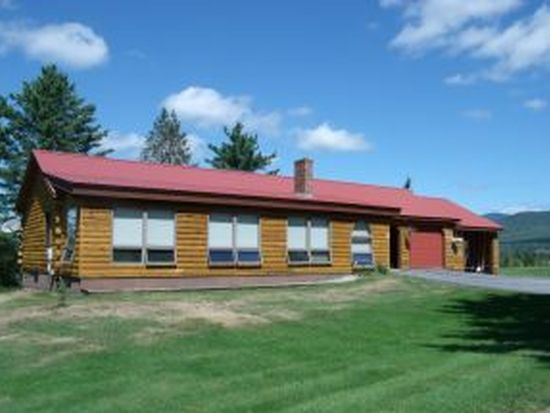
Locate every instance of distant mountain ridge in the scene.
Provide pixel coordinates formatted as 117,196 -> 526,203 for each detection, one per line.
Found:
483,210 -> 550,252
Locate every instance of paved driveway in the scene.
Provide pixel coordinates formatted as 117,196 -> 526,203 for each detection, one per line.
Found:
399,269 -> 550,295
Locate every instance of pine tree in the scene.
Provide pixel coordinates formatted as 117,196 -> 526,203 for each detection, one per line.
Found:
207,122 -> 277,173
0,65 -> 108,218
141,108 -> 192,165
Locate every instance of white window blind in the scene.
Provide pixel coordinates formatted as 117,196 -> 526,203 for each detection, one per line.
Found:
113,208 -> 143,247
147,210 -> 174,247
352,241 -> 372,254
236,215 -> 259,249
288,217 -> 307,250
310,218 -> 329,250
209,214 -> 233,248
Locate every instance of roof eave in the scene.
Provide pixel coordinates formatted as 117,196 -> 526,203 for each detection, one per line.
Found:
68,182 -> 402,216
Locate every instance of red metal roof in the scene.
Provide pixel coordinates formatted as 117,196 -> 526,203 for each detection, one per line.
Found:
31,150 -> 501,231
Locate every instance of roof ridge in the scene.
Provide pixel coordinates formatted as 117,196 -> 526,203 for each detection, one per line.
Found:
311,177 -> 408,193
33,149 -> 290,180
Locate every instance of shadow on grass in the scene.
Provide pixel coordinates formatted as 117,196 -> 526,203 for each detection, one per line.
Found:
436,293 -> 550,365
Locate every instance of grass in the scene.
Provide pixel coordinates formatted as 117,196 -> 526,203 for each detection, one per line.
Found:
1,275 -> 550,413
500,266 -> 550,277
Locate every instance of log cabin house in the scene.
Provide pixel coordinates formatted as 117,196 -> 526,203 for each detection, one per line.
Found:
17,150 -> 501,291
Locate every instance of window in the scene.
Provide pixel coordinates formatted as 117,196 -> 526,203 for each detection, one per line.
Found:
62,207 -> 78,262
236,215 -> 261,264
287,217 -> 331,264
113,208 -> 144,263
146,210 -> 175,264
208,214 -> 234,264
351,221 -> 373,267
112,208 -> 175,264
208,214 -> 261,265
288,217 -> 308,263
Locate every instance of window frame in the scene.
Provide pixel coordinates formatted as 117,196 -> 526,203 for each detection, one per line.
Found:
62,205 -> 79,263
144,209 -> 176,266
350,220 -> 374,269
207,213 -> 262,267
287,216 -> 332,266
111,207 -> 176,266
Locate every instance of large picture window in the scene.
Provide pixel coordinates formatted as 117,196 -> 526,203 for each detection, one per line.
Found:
208,214 -> 261,265
112,208 -> 175,264
351,221 -> 373,267
287,217 -> 330,264
63,206 -> 78,262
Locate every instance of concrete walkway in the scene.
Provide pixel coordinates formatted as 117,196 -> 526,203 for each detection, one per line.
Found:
398,269 -> 550,295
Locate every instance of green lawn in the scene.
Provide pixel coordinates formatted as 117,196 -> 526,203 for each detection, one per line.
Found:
1,276 -> 550,413
501,266 -> 550,277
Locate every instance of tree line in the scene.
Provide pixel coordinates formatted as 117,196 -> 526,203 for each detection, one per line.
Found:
501,249 -> 550,268
0,65 -> 277,285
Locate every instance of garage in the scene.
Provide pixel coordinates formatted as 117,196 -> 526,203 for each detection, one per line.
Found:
409,227 -> 444,269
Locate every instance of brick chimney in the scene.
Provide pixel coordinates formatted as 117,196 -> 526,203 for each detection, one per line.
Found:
294,158 -> 313,195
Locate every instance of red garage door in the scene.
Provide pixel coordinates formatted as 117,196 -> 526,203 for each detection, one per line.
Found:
409,228 -> 443,269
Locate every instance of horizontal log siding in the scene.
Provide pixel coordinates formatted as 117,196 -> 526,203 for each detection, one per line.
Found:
443,228 -> 465,271
399,226 -> 410,270
21,191 -> 47,273
77,202 -> 392,278
371,223 -> 390,268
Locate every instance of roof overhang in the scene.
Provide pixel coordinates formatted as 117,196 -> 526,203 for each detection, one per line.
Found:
15,155 -> 58,213
52,181 -> 402,217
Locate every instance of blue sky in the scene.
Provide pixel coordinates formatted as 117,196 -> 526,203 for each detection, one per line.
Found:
1,0 -> 549,214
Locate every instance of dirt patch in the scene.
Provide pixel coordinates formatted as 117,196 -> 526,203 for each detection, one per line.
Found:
231,278 -> 400,307
0,299 -> 282,330
0,331 -> 79,345
62,301 -> 272,328
305,278 -> 400,303
0,278 -> 398,334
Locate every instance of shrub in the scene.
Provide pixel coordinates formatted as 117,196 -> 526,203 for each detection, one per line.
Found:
0,232 -> 20,287
375,264 -> 389,275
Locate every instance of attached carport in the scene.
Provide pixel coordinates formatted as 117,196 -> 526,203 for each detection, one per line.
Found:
393,195 -> 502,274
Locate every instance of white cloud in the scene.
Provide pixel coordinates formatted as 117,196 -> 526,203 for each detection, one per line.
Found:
462,108 -> 492,120
103,131 -> 207,162
103,131 -> 144,158
524,98 -> 548,111
287,106 -> 313,117
163,86 -> 281,135
296,123 -> 371,152
0,21 -> 108,68
444,73 -> 476,85
383,1 -> 550,80
388,0 -> 522,51
187,133 -> 207,160
474,6 -> 550,79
